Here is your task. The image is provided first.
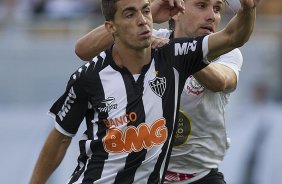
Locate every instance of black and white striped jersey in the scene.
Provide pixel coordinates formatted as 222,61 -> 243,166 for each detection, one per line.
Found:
49,35 -> 209,184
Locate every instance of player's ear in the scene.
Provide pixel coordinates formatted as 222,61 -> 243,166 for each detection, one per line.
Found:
105,21 -> 118,36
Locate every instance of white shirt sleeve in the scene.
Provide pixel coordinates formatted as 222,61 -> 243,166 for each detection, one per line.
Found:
214,48 -> 243,82
202,35 -> 210,65
152,28 -> 172,39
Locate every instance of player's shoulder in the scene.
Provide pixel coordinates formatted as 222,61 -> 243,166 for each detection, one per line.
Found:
230,48 -> 242,57
73,50 -> 109,80
217,48 -> 243,63
87,50 -> 110,71
224,48 -> 242,57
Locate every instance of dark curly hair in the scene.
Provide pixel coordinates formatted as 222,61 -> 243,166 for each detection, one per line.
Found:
101,0 -> 118,21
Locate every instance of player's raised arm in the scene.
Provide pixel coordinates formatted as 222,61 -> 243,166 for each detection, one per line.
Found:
75,25 -> 113,61
207,0 -> 261,61
75,0 -> 184,61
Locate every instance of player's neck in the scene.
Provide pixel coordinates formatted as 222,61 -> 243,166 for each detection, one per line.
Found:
113,44 -> 151,74
174,29 -> 193,38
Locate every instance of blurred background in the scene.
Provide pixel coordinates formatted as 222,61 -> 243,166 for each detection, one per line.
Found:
0,0 -> 281,183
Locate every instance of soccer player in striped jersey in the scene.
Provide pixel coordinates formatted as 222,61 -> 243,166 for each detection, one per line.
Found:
74,1 -> 251,183
30,0 -> 260,183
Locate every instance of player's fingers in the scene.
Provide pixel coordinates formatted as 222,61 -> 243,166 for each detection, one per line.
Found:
158,38 -> 169,47
167,0 -> 175,7
152,37 -> 169,49
151,38 -> 158,49
151,41 -> 157,49
173,0 -> 185,12
157,41 -> 169,47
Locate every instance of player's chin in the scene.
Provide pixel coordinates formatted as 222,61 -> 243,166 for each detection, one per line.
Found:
140,39 -> 152,48
200,30 -> 213,36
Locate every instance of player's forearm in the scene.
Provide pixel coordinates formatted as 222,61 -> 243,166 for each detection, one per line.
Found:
193,64 -> 237,92
224,6 -> 256,48
29,151 -> 57,184
75,25 -> 113,61
207,6 -> 256,61
29,129 -> 71,184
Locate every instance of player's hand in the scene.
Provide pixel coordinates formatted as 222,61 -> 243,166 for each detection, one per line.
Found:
151,0 -> 185,23
240,0 -> 262,9
151,36 -> 169,49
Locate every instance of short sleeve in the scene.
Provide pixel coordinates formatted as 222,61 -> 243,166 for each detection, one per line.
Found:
48,64 -> 90,137
158,35 -> 209,80
214,48 -> 243,82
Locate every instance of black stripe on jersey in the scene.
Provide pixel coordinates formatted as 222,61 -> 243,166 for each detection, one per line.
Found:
68,110 -> 96,183
85,109 -> 95,140
83,60 -> 110,183
68,54 -> 111,183
147,57 -> 179,183
83,122 -> 109,182
68,165 -> 85,184
114,66 -> 148,184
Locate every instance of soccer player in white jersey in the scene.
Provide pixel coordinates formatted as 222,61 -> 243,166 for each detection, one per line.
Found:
29,0 -> 260,183
158,1 -> 243,183
75,1 -> 242,183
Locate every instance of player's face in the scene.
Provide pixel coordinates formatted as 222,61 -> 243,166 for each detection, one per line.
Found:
175,0 -> 224,37
112,0 -> 153,49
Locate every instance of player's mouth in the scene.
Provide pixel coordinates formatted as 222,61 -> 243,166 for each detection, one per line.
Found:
139,30 -> 151,39
200,26 -> 214,35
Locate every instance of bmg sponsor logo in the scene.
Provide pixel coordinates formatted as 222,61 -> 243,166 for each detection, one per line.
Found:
102,118 -> 168,153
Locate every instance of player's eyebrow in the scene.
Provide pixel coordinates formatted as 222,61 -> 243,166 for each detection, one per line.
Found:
121,2 -> 150,14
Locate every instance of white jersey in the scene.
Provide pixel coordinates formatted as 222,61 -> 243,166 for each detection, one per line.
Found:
153,29 -> 243,174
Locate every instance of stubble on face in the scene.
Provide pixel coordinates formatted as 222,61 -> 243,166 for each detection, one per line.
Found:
113,0 -> 153,50
176,0 -> 223,37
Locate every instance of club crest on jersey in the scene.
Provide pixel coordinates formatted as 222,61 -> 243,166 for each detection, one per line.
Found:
184,76 -> 205,96
98,97 -> 118,113
149,76 -> 166,97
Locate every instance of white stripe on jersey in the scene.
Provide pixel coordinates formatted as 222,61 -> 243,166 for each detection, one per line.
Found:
98,65 -> 129,183
85,140 -> 92,157
72,158 -> 90,184
97,157 -> 128,184
92,112 -> 99,141
133,60 -> 164,183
